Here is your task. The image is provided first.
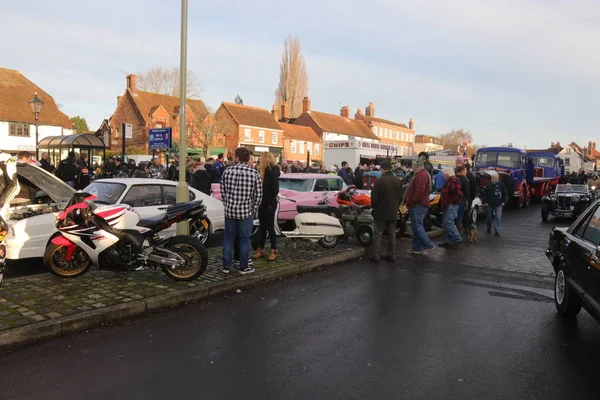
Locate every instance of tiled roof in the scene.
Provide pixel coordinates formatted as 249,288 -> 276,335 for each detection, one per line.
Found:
279,122 -> 321,143
361,115 -> 408,129
569,141 -> 584,153
305,111 -> 378,140
221,102 -> 282,131
526,147 -> 563,155
129,89 -> 208,122
0,68 -> 72,128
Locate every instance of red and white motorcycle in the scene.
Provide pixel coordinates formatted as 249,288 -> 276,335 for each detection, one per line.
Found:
44,192 -> 208,281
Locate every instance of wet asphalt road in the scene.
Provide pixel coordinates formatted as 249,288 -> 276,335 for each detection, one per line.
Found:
2,256 -> 600,400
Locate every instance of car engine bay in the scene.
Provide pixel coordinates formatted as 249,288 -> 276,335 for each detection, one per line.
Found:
9,203 -> 60,221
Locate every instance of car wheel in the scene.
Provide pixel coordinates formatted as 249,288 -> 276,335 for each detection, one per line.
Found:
356,225 -> 373,247
541,203 -> 550,222
470,206 -> 479,225
190,219 -> 210,245
555,267 -> 582,318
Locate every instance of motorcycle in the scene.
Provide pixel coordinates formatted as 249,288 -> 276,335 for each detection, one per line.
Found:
44,192 -> 208,281
251,193 -> 344,250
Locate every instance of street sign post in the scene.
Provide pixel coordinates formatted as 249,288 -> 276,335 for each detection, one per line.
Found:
149,128 -> 172,150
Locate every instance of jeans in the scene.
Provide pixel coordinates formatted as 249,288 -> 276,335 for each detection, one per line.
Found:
372,219 -> 397,258
223,216 -> 254,269
258,202 -> 277,250
486,206 -> 503,233
456,200 -> 466,224
443,205 -> 463,244
409,205 -> 434,251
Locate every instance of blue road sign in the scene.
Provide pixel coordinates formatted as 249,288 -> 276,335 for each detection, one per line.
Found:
149,128 -> 172,150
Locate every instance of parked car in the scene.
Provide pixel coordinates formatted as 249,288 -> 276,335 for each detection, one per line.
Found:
5,170 -> 223,261
546,200 -> 600,321
541,184 -> 592,222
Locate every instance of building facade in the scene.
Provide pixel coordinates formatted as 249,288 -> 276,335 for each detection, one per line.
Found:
278,121 -> 322,163
414,134 -> 444,154
354,102 -> 415,157
0,68 -> 73,155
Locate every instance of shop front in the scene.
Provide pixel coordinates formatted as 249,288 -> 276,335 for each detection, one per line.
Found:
242,145 -> 283,162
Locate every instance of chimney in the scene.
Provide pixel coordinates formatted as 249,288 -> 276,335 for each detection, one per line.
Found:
271,105 -> 279,121
594,142 -> 597,149
355,108 -> 363,119
302,97 -> 311,113
280,102 -> 289,120
365,102 -> 375,117
409,118 -> 414,130
340,106 -> 350,118
126,74 -> 137,93
117,96 -> 122,106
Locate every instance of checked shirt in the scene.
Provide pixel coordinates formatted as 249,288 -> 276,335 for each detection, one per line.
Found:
221,163 -> 263,219
441,176 -> 463,211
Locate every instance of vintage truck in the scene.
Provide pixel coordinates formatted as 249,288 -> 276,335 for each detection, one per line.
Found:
474,146 -> 557,209
526,150 -> 564,198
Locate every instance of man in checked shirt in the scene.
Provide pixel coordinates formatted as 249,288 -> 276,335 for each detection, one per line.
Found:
221,147 -> 263,274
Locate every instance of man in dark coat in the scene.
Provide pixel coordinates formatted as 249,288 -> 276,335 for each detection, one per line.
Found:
191,163 -> 212,196
370,160 -> 403,263
39,152 -> 55,173
75,153 -> 91,190
56,151 -> 79,186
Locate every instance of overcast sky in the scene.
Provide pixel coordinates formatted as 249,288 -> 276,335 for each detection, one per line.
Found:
3,0 -> 600,148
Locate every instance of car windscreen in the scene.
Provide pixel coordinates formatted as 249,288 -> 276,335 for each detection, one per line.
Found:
84,182 -> 127,205
279,178 -> 314,192
475,151 -> 520,169
556,184 -> 588,193
537,157 -> 554,168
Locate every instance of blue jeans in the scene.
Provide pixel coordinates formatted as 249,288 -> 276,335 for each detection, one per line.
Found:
486,206 -> 503,233
443,205 -> 463,244
409,205 -> 434,251
223,216 -> 254,269
456,200 -> 466,223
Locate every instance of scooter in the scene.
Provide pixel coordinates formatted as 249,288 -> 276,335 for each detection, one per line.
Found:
251,194 -> 344,250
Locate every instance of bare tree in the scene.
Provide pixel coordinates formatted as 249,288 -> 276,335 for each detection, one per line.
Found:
189,107 -> 236,158
275,36 -> 309,118
440,129 -> 474,151
137,67 -> 203,98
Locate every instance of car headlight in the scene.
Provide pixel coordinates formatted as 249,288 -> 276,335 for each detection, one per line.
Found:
592,186 -> 597,190
550,195 -> 557,201
572,194 -> 580,202
582,197 -> 589,202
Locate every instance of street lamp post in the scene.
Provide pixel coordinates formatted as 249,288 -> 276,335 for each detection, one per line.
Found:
176,0 -> 189,234
29,92 -> 44,160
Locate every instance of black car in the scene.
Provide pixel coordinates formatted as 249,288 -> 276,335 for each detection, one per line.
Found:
546,200 -> 600,321
541,183 -> 592,222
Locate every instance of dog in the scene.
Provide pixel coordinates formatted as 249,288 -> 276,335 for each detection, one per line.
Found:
467,224 -> 478,244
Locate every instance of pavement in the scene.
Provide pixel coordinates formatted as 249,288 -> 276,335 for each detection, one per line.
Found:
1,252 -> 599,400
0,240 -> 363,348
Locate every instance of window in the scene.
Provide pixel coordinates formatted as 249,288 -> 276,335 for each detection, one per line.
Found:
378,127 -> 383,137
372,127 -> 377,135
272,132 -> 278,144
566,147 -> 571,154
581,206 -> 600,245
396,131 -> 400,140
244,128 -> 251,142
315,144 -> 320,155
401,132 -> 405,142
85,182 -> 127,205
408,147 -> 413,156
329,178 -> 343,191
122,185 -> 162,207
384,128 -> 389,138
291,141 -> 297,153
565,158 -> 570,166
258,130 -> 265,143
315,179 -> 329,192
307,142 -> 312,154
115,128 -> 119,138
163,185 -> 195,204
299,141 -> 305,154
9,122 -> 30,137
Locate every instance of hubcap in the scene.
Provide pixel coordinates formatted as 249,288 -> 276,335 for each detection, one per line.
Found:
322,236 -> 337,245
556,270 -> 566,304
359,231 -> 371,243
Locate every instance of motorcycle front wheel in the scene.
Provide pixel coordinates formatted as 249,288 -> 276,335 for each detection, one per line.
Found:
44,243 -> 92,278
161,236 -> 208,281
318,235 -> 339,249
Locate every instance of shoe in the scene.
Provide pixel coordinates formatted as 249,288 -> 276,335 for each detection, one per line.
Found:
421,245 -> 436,255
439,242 -> 453,248
233,258 -> 253,267
382,255 -> 395,262
239,266 -> 255,275
495,232 -> 500,236
370,256 -> 381,263
453,241 -> 464,247
486,227 -> 491,233
253,248 -> 265,259
405,248 -> 419,254
221,266 -> 231,274
267,249 -> 278,262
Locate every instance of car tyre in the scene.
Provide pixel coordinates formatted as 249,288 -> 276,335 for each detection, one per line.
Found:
356,225 -> 373,247
554,267 -> 582,318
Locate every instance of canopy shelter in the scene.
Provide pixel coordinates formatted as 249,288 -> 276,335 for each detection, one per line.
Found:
38,133 -> 106,166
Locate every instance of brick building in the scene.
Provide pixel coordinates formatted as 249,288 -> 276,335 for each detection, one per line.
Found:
414,134 -> 444,154
354,102 -> 415,156
108,74 -> 208,154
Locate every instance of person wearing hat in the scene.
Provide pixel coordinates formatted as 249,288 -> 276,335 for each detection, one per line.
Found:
370,160 -> 403,263
588,172 -> 600,189
404,156 -> 436,255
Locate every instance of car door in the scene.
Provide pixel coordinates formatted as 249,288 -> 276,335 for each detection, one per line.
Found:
577,205 -> 600,303
564,204 -> 600,292
120,184 -> 163,220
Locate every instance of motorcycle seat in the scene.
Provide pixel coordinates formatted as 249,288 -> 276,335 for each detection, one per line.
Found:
297,205 -> 333,214
137,213 -> 168,229
165,201 -> 203,219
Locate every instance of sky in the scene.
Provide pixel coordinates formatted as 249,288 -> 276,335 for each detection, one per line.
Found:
3,0 -> 600,149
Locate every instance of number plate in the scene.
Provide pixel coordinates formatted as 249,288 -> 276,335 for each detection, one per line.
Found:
201,219 -> 209,229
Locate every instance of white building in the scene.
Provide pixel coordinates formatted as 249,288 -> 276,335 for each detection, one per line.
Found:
414,134 -> 444,154
0,68 -> 73,155
559,142 -> 593,173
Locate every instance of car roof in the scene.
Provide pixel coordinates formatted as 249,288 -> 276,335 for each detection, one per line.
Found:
281,174 -> 340,179
477,147 -> 526,154
93,178 -> 179,186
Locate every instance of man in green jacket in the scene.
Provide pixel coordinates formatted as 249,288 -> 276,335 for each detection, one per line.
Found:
483,171 -> 508,236
370,160 -> 403,263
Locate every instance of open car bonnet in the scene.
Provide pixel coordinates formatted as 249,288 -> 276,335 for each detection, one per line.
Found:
16,162 -> 75,205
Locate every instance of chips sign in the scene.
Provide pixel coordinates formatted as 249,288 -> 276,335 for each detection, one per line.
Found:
148,128 -> 172,150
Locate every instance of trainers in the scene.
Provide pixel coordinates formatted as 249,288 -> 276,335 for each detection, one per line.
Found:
486,227 -> 491,233
495,232 -> 500,236
421,245 -> 436,255
233,258 -> 253,267
405,248 -> 419,254
239,266 -> 255,275
221,266 -> 231,274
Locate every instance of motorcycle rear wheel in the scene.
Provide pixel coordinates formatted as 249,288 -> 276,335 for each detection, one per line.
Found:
161,236 -> 208,281
44,243 -> 92,278
318,235 -> 339,249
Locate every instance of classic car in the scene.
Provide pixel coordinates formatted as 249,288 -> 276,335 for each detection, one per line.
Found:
541,184 -> 592,222
546,200 -> 600,321
5,170 -> 223,261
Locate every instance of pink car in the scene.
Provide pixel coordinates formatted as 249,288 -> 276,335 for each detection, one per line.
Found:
211,173 -> 356,230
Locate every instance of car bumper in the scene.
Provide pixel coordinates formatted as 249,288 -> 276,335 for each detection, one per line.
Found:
552,211 -> 573,217
545,247 -> 553,263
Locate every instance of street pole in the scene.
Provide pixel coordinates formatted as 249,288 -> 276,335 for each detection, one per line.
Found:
35,113 -> 39,160
176,0 -> 189,235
